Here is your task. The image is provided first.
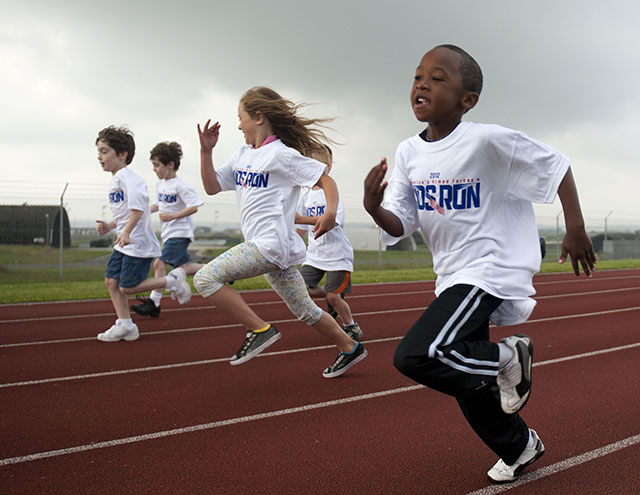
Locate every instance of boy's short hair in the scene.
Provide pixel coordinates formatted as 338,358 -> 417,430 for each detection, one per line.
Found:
150,141 -> 183,170
96,126 -> 136,164
436,44 -> 483,95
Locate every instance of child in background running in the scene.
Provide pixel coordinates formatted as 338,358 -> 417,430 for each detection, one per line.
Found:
193,86 -> 367,378
95,126 -> 191,342
295,146 -> 362,341
364,45 -> 595,483
131,141 -> 204,318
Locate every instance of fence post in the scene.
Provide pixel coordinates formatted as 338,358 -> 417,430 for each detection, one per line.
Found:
604,211 -> 613,241
59,183 -> 69,282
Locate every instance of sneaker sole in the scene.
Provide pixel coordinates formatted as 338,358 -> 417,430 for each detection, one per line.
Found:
488,441 -> 545,484
501,334 -> 533,414
97,332 -> 139,342
130,306 -> 160,318
229,331 -> 281,366
322,348 -> 368,378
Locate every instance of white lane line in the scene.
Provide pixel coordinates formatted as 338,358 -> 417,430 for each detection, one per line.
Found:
464,433 -> 640,495
0,290 -> 434,324
2,341 -> 640,468
2,272 -> 638,323
0,385 -> 423,466
3,302 -> 640,350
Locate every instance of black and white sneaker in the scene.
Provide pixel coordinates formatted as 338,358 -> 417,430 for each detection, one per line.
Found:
342,322 -> 363,341
130,296 -> 160,318
230,325 -> 281,365
488,429 -> 545,483
497,334 -> 534,414
322,342 -> 367,378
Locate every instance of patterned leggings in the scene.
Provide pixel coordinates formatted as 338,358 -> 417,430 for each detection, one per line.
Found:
193,241 -> 324,325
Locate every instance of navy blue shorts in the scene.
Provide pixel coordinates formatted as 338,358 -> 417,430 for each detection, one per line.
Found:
160,237 -> 191,267
105,250 -> 153,288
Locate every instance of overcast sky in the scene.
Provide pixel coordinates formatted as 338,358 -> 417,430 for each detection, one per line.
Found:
2,0 -> 639,230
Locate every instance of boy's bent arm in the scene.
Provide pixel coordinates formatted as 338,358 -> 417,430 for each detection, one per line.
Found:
159,206 -> 198,222
116,209 -> 143,247
312,173 -> 338,238
557,167 -> 596,276
363,159 -> 404,237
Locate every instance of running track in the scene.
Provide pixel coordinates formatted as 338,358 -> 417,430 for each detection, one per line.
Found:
1,269 -> 639,494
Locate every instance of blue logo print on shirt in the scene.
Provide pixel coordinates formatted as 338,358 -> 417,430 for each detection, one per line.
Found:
413,181 -> 480,213
234,170 -> 270,188
305,205 -> 326,217
109,190 -> 125,204
158,193 -> 178,204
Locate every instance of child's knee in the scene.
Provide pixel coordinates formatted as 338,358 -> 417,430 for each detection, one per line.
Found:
104,278 -> 118,291
193,267 -> 223,298
325,291 -> 341,305
153,258 -> 165,272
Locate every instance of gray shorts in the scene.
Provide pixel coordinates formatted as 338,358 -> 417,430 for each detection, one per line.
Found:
299,265 -> 352,295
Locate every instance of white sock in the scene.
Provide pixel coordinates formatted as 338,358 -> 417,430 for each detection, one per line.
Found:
117,318 -> 133,328
164,273 -> 177,292
150,290 -> 162,306
343,320 -> 354,327
498,343 -> 515,369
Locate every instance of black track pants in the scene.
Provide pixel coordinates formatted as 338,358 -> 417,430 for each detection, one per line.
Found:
394,284 -> 529,464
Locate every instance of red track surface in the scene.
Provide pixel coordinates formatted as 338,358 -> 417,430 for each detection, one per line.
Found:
1,269 -> 639,494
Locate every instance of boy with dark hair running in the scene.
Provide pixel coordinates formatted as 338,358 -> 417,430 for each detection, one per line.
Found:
364,45 -> 595,483
131,141 -> 204,318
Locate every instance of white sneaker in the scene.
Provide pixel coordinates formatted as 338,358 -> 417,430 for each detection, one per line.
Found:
497,334 -> 533,414
97,323 -> 139,342
487,429 -> 545,483
169,267 -> 192,305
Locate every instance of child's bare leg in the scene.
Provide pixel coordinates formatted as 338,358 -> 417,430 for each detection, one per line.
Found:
311,312 -> 356,352
105,278 -> 131,319
181,262 -> 204,275
207,284 -> 267,330
326,291 -> 353,324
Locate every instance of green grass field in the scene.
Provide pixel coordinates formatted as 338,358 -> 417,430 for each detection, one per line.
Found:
1,244 -> 638,304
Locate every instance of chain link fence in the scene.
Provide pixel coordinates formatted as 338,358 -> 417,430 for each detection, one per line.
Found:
2,180 -> 639,271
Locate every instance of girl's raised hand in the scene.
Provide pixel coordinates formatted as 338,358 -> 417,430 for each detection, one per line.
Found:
197,119 -> 221,151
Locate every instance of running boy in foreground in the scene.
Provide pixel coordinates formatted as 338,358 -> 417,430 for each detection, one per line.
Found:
363,44 -> 596,483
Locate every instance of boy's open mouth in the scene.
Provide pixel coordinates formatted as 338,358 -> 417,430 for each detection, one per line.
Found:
414,96 -> 429,107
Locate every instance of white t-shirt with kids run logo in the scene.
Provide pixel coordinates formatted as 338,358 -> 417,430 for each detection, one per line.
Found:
216,139 -> 326,270
155,177 -> 204,243
381,121 -> 569,326
296,188 -> 354,272
109,167 -> 161,258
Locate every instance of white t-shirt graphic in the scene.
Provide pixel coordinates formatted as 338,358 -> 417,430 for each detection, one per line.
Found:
155,177 -> 203,242
296,188 -> 354,272
381,121 -> 569,325
216,139 -> 326,269
108,167 -> 161,258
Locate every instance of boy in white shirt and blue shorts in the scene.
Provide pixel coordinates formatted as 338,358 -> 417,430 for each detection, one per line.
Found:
364,45 -> 596,483
131,141 -> 204,318
96,127 -> 192,342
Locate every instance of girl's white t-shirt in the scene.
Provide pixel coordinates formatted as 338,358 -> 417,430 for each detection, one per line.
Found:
296,188 -> 354,272
155,177 -> 204,242
108,167 -> 161,258
381,121 -> 570,325
216,139 -> 326,269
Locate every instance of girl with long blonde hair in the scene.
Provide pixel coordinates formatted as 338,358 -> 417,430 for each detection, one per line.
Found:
194,87 -> 367,377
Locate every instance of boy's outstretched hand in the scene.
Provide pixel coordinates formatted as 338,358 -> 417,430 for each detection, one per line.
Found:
559,228 -> 597,277
363,158 -> 388,214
